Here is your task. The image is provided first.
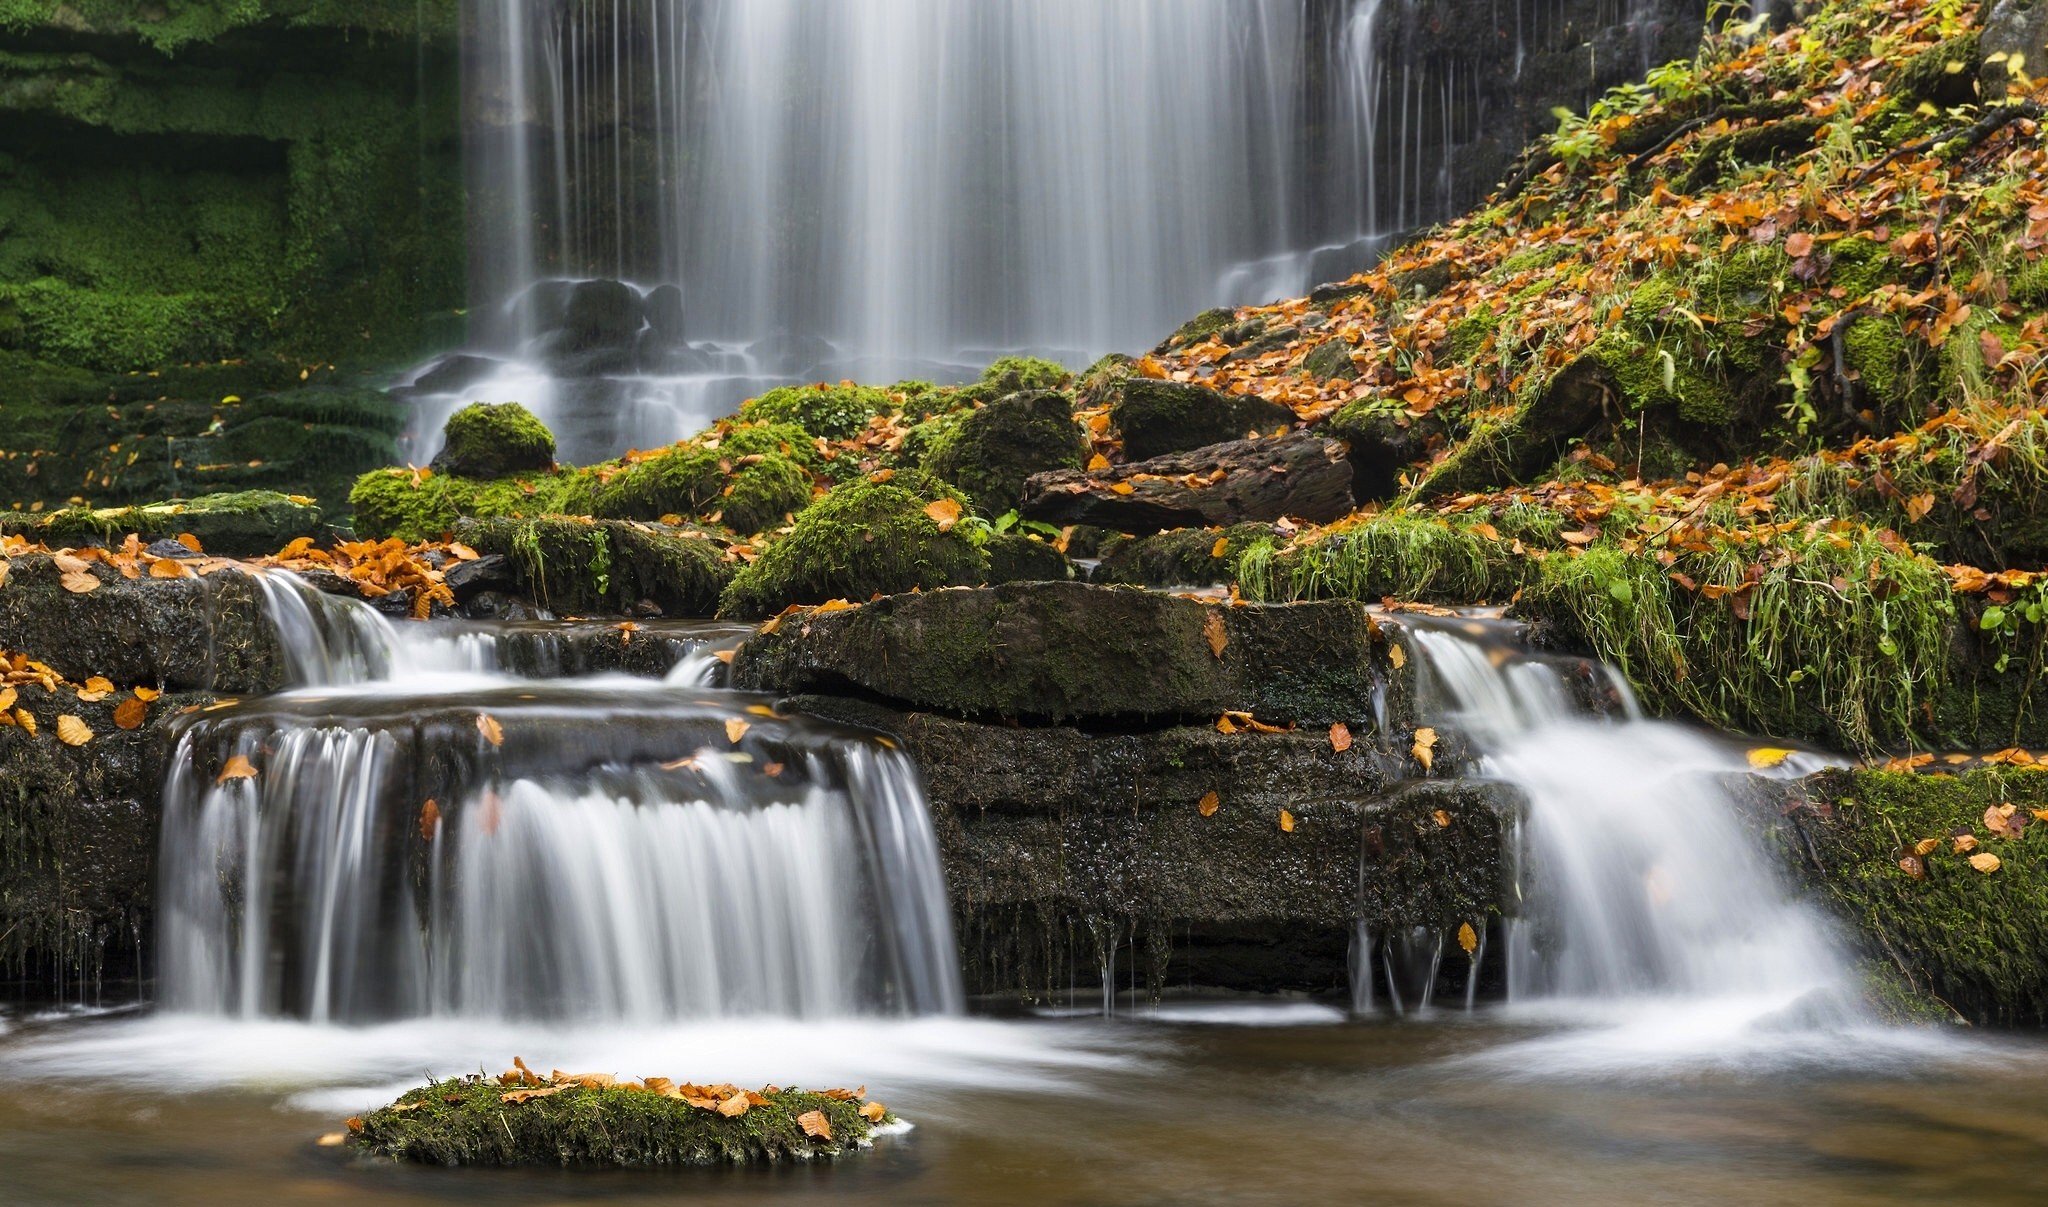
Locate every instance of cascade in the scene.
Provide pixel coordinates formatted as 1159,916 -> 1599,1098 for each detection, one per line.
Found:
156,579 -> 961,1024
1358,614 -> 1852,1022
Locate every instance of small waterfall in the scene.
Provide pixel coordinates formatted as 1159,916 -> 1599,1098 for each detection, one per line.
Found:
1375,616 -> 1851,1021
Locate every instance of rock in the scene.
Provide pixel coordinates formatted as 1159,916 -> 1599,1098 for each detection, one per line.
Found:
406,353 -> 503,397
561,279 -> 644,347
1110,378 -> 1298,461
442,553 -> 517,601
644,283 -> 687,340
456,517 -> 734,619
717,478 -> 990,618
4,491 -> 323,558
1021,433 -> 1354,533
733,580 -> 1407,726
1323,398 -> 1449,501
1980,0 -> 2047,99
1091,523 -> 1275,588
1297,338 -> 1358,381
984,532 -> 1072,584
1156,307 -> 1238,352
748,331 -> 837,376
924,390 -> 1088,514
1411,355 -> 1615,498
0,555 -> 287,692
429,401 -> 557,480
634,329 -> 714,375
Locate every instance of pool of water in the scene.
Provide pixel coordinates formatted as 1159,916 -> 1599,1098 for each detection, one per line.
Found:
3,1000 -> 2045,1206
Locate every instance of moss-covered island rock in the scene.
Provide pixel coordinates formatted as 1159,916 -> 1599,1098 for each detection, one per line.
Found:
717,477 -> 991,617
348,1072 -> 892,1168
429,402 -> 557,480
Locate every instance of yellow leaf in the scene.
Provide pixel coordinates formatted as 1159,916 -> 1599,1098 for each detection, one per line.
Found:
1278,809 -> 1296,833
1211,537 -> 1230,560
1904,493 -> 1935,523
315,1133 -> 347,1147
1388,643 -> 1406,670
14,709 -> 34,735
860,1100 -> 888,1123
1953,833 -> 1979,853
1969,852 -> 2002,874
1457,922 -> 1478,955
477,714 -> 504,746
1432,809 -> 1452,828
1198,791 -> 1221,818
1746,747 -> 1794,769
923,498 -> 963,532
217,754 -> 258,783
500,1086 -> 563,1104
1329,722 -> 1353,753
1203,609 -> 1228,659
176,533 -> 203,553
717,1092 -> 751,1118
1087,454 -> 1111,472
150,557 -> 192,579
1216,714 -> 1238,735
56,715 -> 92,746
60,569 -> 100,594
1110,481 -> 1136,496
725,718 -> 751,745
1412,727 -> 1438,773
134,686 -> 161,702
797,1109 -> 833,1141
745,704 -> 779,718
1912,837 -> 1940,857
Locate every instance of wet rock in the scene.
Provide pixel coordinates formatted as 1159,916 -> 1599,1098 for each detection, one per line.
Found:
924,390 -> 1089,514
1980,1 -> 2046,99
1090,523 -> 1276,589
429,402 -> 557,480
562,279 -> 645,347
0,555 -> 287,692
748,331 -> 837,376
456,517 -> 733,619
1020,432 -> 1353,533
733,580 -> 1406,726
442,553 -> 517,602
406,354 -> 504,397
984,532 -> 1072,584
1111,378 -> 1297,461
3,491 -> 323,558
644,283 -> 687,340
1322,398 -> 1449,501
1411,355 -> 1616,498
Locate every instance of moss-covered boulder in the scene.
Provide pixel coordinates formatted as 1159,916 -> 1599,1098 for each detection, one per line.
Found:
984,531 -> 1071,584
1111,379 -> 1297,461
732,580 -> 1405,726
739,383 -> 896,440
717,478 -> 990,618
430,402 -> 557,480
457,517 -> 734,618
963,355 -> 1073,400
593,444 -> 815,536
924,390 -> 1088,514
349,467 -> 593,543
1092,524 -> 1275,588
350,1075 -> 888,1168
1,491 -> 321,558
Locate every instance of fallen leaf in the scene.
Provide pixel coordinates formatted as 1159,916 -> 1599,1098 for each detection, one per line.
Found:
725,718 -> 750,744
176,533 -> 202,553
133,686 -> 161,702
1457,922 -> 1478,955
217,754 -> 258,783
717,1093 -> 750,1118
1969,852 -> 2002,874
150,557 -> 192,579
1278,809 -> 1296,833
1746,747 -> 1795,769
1904,493 -> 1935,523
1898,854 -> 1926,879
1088,454 -> 1111,471
477,714 -> 504,746
1912,837 -> 1941,856
860,1101 -> 888,1123
1432,809 -> 1453,828
1110,481 -> 1137,496
1216,714 -> 1238,735
346,1116 -> 364,1133
55,715 -> 92,746
60,570 -> 100,594
1203,609 -> 1228,659
797,1110 -> 833,1141
113,697 -> 147,730
1954,833 -> 1979,853
1388,643 -> 1406,670
419,799 -> 441,842
1412,727 -> 1438,772
13,709 -> 34,735
1329,723 -> 1353,753
1198,790 -> 1221,818
315,1133 -> 347,1147
1211,536 -> 1230,560
1985,803 -> 2023,840
500,1087 -> 563,1104
923,498 -> 963,532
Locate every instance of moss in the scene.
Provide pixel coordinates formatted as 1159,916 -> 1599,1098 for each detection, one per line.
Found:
348,467 -> 595,543
739,383 -> 896,440
352,1076 -> 881,1168
985,531 -> 1071,584
975,356 -> 1072,396
2014,256 -> 2048,308
1235,511 -> 1532,605
1890,33 -> 1982,107
923,390 -> 1087,514
1092,524 -> 1272,588
718,478 -> 990,618
592,447 -> 813,536
1840,314 -> 1934,412
1788,768 -> 2048,1025
4,489 -> 320,556
1826,236 -> 1900,300
1074,354 -> 1135,409
1496,245 -> 1571,275
460,516 -> 732,618
1297,338 -> 1357,381
1112,379 -> 1295,461
1160,307 -> 1236,349
432,402 -> 557,480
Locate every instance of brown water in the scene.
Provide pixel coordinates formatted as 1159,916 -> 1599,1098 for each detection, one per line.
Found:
3,1003 -> 2045,1207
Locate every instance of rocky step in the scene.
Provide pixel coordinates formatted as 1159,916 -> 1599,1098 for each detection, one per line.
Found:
1020,432 -> 1355,533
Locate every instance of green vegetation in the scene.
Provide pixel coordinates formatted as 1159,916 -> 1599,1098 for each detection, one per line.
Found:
431,403 -> 557,480
923,389 -> 1088,514
459,516 -> 732,618
2,490 -> 320,556
1237,511 -> 1536,606
719,477 -> 990,617
740,383 -> 899,440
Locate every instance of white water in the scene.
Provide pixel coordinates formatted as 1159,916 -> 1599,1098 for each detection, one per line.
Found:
1392,618 -> 1858,1056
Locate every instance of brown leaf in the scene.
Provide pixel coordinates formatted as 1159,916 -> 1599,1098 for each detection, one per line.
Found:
1216,714 -> 1238,735
1898,854 -> 1926,879
477,714 -> 504,747
419,799 -> 441,842
500,1086 -> 563,1104
860,1100 -> 888,1123
217,754 -> 258,783
1912,837 -> 1941,857
1904,493 -> 1935,523
1457,922 -> 1478,955
1388,643 -> 1406,670
1953,833 -> 1979,853
1198,790 -> 1221,818
60,569 -> 100,594
1329,722 -> 1353,753
1278,809 -> 1296,833
1969,852 -> 2002,874
113,697 -> 147,730
923,498 -> 963,532
346,1116 -> 364,1133
13,709 -> 34,736
1985,802 -> 2023,840
1412,727 -> 1438,772
717,1092 -> 750,1118
797,1110 -> 833,1141
176,533 -> 203,553
1202,609 -> 1228,659
149,557 -> 193,580
725,718 -> 751,745
55,715 -> 92,746
1432,809 -> 1453,828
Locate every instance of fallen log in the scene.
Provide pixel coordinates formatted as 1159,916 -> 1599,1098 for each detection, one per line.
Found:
1020,432 -> 1354,533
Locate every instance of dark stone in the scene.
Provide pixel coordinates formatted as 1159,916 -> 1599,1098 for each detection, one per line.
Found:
443,553 -> 517,601
1111,379 -> 1298,461
732,580 -> 1408,727
1022,432 -> 1354,533
408,354 -> 504,397
1323,399 -> 1449,501
984,532 -> 1072,584
749,331 -> 837,376
561,279 -> 644,347
644,283 -> 687,340
925,390 -> 1089,514
1411,355 -> 1617,498
456,517 -> 734,619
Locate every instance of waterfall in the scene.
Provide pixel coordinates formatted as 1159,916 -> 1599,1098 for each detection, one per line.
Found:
1377,615 -> 1852,1022
158,580 -> 962,1024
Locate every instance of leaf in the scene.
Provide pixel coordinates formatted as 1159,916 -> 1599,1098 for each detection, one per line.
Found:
1746,747 -> 1795,769
1198,790 -> 1221,818
1278,809 -> 1296,833
1202,609 -> 1228,659
923,498 -> 963,532
477,714 -> 504,746
60,569 -> 100,594
1898,854 -> 1926,879
113,697 -> 147,730
1953,833 -> 1979,853
797,1110 -> 833,1140
1969,852 -> 2002,874
1412,727 -> 1438,772
13,709 -> 34,736
1457,922 -> 1478,955
1432,809 -> 1453,828
1216,714 -> 1238,735
419,799 -> 441,842
1088,454 -> 1111,471
149,557 -> 192,579
176,533 -> 202,553
1785,231 -> 1814,258
134,686 -> 161,702
1211,537 -> 1230,560
1110,482 -> 1136,496
1329,722 -> 1353,753
725,718 -> 750,744
1388,643 -> 1406,670
55,715 -> 92,746
346,1116 -> 364,1133
860,1101 -> 888,1123
1912,837 -> 1941,857
500,1087 -> 563,1104
217,754 -> 258,783
717,1092 -> 751,1118
315,1133 -> 347,1147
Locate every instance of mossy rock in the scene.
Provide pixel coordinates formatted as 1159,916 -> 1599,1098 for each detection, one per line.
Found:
593,446 -> 815,536
1158,307 -> 1237,351
351,1076 -> 884,1168
3,490 -> 321,558
349,467 -> 595,543
1296,338 -> 1358,381
739,383 -> 896,440
430,402 -> 557,480
718,478 -> 990,618
1092,524 -> 1272,589
985,531 -> 1071,584
458,516 -> 734,618
924,390 -> 1088,514
972,356 -> 1072,397
1890,33 -> 1982,107
1111,379 -> 1296,461
1235,511 -> 1534,606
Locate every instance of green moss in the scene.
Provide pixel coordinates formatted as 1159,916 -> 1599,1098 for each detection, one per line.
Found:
923,390 -> 1087,514
1092,523 -> 1272,588
1791,767 -> 2048,1025
3,489 -> 319,556
432,402 -> 556,479
975,355 -> 1072,395
1840,314 -> 1934,412
2014,256 -> 2048,308
1111,379 -> 1294,461
740,384 -> 897,440
1161,307 -> 1236,349
1890,32 -> 1981,107
719,477 -> 990,618
1235,511 -> 1532,605
985,531 -> 1071,584
592,446 -> 813,536
352,1075 -> 882,1168
348,467 -> 594,543
1826,236 -> 1899,300
460,516 -> 732,618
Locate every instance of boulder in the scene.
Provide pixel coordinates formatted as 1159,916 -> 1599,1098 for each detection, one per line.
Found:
716,479 -> 989,618
429,401 -> 557,480
1322,398 -> 1449,501
1021,432 -> 1354,533
456,517 -> 734,619
1110,378 -> 1298,461
733,580 -> 1408,726
3,491 -> 323,558
405,353 -> 504,397
561,279 -> 644,347
644,283 -> 687,340
925,389 -> 1089,514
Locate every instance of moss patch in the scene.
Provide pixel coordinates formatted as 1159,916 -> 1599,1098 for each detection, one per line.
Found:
719,477 -> 989,618
924,389 -> 1087,514
1238,511 -> 1535,606
739,383 -> 898,440
431,402 -> 556,480
458,516 -> 732,618
2,489 -> 320,556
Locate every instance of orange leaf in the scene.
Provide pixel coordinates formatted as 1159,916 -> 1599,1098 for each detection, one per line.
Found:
725,718 -> 750,745
477,714 -> 504,746
1432,809 -> 1453,828
1087,454 -> 1111,472
717,1093 -> 750,1118
1329,723 -> 1353,753
1278,809 -> 1296,833
176,533 -> 203,553
923,499 -> 963,532
1969,852 -> 2002,874
1198,791 -> 1221,818
217,755 -> 258,783
1110,482 -> 1136,496
1202,609 -> 1228,659
860,1101 -> 888,1123
419,799 -> 441,842
56,714 -> 93,746
797,1110 -> 833,1140
1412,727 -> 1438,772
113,697 -> 147,730
1457,922 -> 1478,955
150,557 -> 192,579
60,570 -> 100,594
1211,537 -> 1230,560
